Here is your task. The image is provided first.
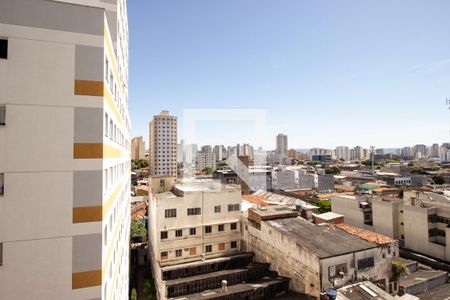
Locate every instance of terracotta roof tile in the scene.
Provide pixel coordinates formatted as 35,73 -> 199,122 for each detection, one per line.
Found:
335,223 -> 395,245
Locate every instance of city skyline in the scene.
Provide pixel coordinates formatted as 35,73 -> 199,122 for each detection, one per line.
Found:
128,0 -> 450,149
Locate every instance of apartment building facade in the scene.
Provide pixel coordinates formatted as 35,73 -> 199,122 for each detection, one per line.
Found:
0,1 -> 130,299
131,136 -> 145,161
331,192 -> 450,262
148,180 -> 242,299
149,110 -> 177,177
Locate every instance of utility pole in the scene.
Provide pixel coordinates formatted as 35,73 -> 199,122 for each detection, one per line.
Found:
370,145 -> 375,174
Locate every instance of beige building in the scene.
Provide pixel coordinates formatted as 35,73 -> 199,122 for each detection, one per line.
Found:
0,0 -> 130,299
243,206 -> 398,298
149,110 -> 177,177
331,191 -> 450,262
148,180 -> 242,299
131,136 -> 145,161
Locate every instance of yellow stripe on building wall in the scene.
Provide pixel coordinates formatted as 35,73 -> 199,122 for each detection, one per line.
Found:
74,80 -> 104,96
103,84 -> 125,127
72,270 -> 102,289
73,143 -> 127,159
73,206 -> 103,223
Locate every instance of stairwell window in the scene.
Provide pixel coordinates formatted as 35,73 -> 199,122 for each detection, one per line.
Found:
0,106 -> 5,125
0,39 -> 7,59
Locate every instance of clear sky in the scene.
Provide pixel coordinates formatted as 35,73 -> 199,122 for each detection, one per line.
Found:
128,0 -> 450,150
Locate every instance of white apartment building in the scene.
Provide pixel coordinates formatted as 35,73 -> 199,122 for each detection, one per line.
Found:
336,146 -> 350,161
0,1 -> 130,299
276,133 -> 288,164
131,136 -> 145,161
149,110 -> 177,177
331,192 -> 450,262
196,145 -> 216,170
148,180 -> 242,299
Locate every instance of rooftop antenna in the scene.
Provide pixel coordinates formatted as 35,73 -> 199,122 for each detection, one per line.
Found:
370,146 -> 375,175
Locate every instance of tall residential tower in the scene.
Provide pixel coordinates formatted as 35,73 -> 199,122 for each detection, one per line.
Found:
276,133 -> 288,164
0,0 -> 131,299
149,110 -> 177,177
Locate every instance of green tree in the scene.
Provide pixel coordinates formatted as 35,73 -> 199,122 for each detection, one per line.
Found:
432,176 -> 445,185
132,159 -> 149,170
202,167 -> 214,174
130,289 -> 137,300
392,261 -> 406,280
143,279 -> 157,300
325,166 -> 341,175
131,220 -> 147,241
316,199 -> 331,213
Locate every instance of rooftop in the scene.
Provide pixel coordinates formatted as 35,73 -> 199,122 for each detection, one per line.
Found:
399,269 -> 448,289
338,281 -> 397,300
415,282 -> 450,300
266,217 -> 377,259
314,212 -> 344,221
335,223 -> 395,245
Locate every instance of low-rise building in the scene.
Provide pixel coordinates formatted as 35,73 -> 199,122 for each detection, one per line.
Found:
149,180 -> 242,299
331,191 -> 450,262
243,206 -> 398,298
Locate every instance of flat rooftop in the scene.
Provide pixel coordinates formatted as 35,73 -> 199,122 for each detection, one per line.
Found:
338,281 -> 396,300
399,270 -> 448,288
314,212 -> 344,221
175,180 -> 240,192
266,217 -> 377,259
415,282 -> 450,300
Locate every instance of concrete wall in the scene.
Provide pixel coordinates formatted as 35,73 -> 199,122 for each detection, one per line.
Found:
242,218 -> 322,298
320,243 -> 397,292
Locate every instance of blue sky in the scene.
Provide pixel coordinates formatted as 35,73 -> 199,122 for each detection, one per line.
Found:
128,0 -> 450,149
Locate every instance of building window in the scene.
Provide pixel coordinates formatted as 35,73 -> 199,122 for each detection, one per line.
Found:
205,245 -> 212,253
104,113 -> 108,137
230,223 -> 237,230
175,249 -> 182,257
105,57 -> 109,81
205,226 -> 212,234
0,39 -> 7,59
231,241 -> 237,249
160,179 -> 165,188
187,208 -> 201,216
161,251 -> 168,260
357,257 -> 375,270
189,247 -> 196,256
329,263 -> 347,279
165,209 -> 177,218
218,224 -> 224,232
0,173 -> 3,196
228,204 -> 240,212
218,243 -> 225,251
214,205 -> 221,213
189,228 -> 196,235
175,229 -> 183,237
0,242 -> 3,266
0,106 -> 5,125
160,231 -> 168,240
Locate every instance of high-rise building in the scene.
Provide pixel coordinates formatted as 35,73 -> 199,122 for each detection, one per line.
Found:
213,144 -> 226,162
0,1 -> 130,299
196,145 -> 216,170
276,133 -> 288,164
131,136 -> 145,161
431,143 -> 440,158
149,110 -> 177,177
335,146 -> 350,161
